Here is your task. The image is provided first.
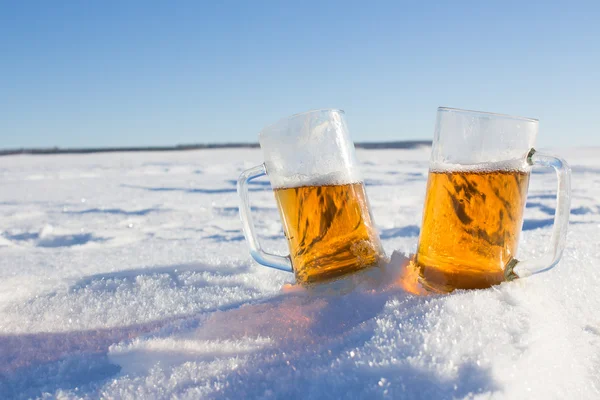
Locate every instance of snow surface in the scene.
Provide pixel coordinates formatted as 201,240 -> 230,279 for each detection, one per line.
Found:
0,147 -> 598,399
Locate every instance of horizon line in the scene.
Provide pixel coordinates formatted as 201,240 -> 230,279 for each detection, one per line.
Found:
0,140 -> 433,156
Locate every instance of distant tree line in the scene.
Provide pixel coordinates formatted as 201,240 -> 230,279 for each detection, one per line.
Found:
0,141 -> 431,156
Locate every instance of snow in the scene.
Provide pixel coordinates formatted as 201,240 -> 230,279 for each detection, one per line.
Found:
0,147 -> 598,399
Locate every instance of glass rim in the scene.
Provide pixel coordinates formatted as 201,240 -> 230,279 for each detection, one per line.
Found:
259,108 -> 345,137
438,106 -> 539,123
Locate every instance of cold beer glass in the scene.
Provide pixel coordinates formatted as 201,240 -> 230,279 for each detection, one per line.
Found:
238,109 -> 384,286
415,107 -> 571,293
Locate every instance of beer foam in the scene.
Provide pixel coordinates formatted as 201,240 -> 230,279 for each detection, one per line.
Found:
270,170 -> 362,189
430,158 -> 530,173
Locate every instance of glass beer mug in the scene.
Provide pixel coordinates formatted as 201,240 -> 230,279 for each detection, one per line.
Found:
415,107 -> 571,293
238,109 -> 385,286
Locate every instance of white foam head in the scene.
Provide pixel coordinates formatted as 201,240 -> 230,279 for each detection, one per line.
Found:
430,157 -> 531,174
269,170 -> 362,189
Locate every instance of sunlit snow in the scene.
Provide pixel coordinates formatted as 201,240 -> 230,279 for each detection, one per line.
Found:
0,148 -> 598,399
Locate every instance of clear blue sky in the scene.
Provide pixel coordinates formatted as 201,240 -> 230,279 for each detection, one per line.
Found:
1,1 -> 598,148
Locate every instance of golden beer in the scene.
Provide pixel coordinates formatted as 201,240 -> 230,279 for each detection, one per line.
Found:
273,182 -> 383,285
415,168 -> 530,292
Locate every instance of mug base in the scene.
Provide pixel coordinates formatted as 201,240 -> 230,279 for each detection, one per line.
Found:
293,257 -> 387,295
415,259 -> 506,294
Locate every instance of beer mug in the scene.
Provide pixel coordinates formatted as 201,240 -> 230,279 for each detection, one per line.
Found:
415,107 -> 571,293
238,109 -> 385,286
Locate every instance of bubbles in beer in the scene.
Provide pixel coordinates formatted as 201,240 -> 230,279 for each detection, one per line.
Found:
273,180 -> 383,285
415,162 -> 530,292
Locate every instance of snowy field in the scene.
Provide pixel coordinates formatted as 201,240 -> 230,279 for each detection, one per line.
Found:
0,147 -> 598,399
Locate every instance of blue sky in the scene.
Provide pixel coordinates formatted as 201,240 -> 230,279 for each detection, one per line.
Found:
1,1 -> 598,148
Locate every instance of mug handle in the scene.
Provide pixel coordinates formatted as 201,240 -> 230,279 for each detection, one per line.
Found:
506,148 -> 572,279
237,164 -> 293,272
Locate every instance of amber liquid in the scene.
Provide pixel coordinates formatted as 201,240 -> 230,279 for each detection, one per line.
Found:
273,182 -> 383,285
416,169 -> 530,292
